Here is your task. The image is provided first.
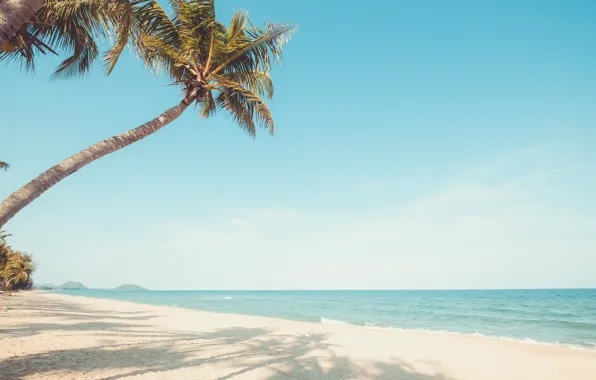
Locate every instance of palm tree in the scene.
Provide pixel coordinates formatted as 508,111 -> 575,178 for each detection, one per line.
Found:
0,230 -> 12,283
1,251 -> 35,290
0,162 -> 8,171
1,0 -> 135,77
0,0 -> 295,228
0,231 -> 35,291
0,230 -> 10,269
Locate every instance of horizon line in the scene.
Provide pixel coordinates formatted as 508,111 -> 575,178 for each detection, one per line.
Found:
47,287 -> 596,292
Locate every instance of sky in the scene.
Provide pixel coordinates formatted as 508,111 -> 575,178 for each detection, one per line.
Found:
1,0 -> 595,290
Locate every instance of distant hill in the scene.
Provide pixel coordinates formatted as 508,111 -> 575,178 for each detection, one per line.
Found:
113,284 -> 148,291
34,282 -> 147,291
59,281 -> 89,290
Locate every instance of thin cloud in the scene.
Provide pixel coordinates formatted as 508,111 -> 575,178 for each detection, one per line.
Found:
56,146 -> 595,289
352,179 -> 415,194
228,217 -> 252,228
250,208 -> 304,223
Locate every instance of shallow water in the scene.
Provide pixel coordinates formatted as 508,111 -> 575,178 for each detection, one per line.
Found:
57,289 -> 596,349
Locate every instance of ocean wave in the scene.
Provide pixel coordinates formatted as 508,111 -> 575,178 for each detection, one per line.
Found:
200,296 -> 234,300
320,318 -> 353,325
319,318 -> 596,352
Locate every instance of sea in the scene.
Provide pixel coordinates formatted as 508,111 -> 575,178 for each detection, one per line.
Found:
57,289 -> 596,351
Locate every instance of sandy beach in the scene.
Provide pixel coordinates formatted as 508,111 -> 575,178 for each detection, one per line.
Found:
0,292 -> 595,379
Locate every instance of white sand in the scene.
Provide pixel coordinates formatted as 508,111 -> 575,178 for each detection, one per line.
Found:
1,292 -> 595,379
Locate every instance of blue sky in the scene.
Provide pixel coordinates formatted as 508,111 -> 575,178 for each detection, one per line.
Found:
1,0 -> 595,289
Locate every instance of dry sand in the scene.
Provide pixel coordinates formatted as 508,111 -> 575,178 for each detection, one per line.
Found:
1,292 -> 595,380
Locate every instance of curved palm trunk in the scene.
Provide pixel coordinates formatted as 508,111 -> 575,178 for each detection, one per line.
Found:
0,98 -> 192,228
0,0 -> 45,45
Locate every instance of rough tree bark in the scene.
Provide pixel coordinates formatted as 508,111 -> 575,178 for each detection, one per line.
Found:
0,0 -> 46,45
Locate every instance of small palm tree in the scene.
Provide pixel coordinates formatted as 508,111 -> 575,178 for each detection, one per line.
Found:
0,162 -> 8,171
0,0 -> 295,228
0,234 -> 35,294
1,251 -> 35,291
0,231 -> 13,285
0,230 -> 11,268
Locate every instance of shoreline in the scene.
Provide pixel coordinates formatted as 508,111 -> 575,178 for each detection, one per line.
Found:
49,290 -> 596,353
2,291 -> 596,379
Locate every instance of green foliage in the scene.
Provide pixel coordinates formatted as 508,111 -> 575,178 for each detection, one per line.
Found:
0,162 -> 8,171
0,231 -> 35,291
133,0 -> 296,135
1,1 -> 295,136
0,0 -> 134,78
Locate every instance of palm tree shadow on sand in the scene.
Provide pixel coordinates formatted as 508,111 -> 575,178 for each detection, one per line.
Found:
0,329 -> 457,379
0,296 -> 457,379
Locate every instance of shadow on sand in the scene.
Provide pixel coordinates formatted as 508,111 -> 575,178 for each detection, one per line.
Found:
0,295 -> 457,379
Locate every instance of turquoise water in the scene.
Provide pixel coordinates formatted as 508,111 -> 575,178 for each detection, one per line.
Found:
58,289 -> 596,349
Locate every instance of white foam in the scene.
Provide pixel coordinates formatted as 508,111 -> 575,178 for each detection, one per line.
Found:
320,319 -> 596,352
201,296 -> 234,300
320,317 -> 353,325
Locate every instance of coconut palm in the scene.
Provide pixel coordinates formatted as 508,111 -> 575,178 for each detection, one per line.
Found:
0,162 -> 8,171
0,0 -> 295,228
0,230 -> 10,268
1,251 -> 35,290
0,231 -> 13,284
1,0 -> 135,77
0,232 -> 35,291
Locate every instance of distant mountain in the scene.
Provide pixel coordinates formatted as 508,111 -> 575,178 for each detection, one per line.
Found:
59,281 -> 88,290
34,282 -> 146,291
113,284 -> 148,291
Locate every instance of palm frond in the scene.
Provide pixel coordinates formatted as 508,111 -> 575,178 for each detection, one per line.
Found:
0,230 -> 10,242
2,1 -> 294,137
49,29 -> 99,79
134,4 -> 293,136
176,0 -> 215,54
1,248 -> 35,291
215,71 -> 273,99
0,0 -> 141,77
102,0 -> 134,75
0,0 -> 127,77
132,3 -> 184,76
207,22 -> 296,80
199,89 -> 216,118
0,162 -> 9,171
212,79 -> 274,135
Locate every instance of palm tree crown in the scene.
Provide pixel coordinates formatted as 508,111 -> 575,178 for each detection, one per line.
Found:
135,0 -> 296,135
1,0 -> 296,103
